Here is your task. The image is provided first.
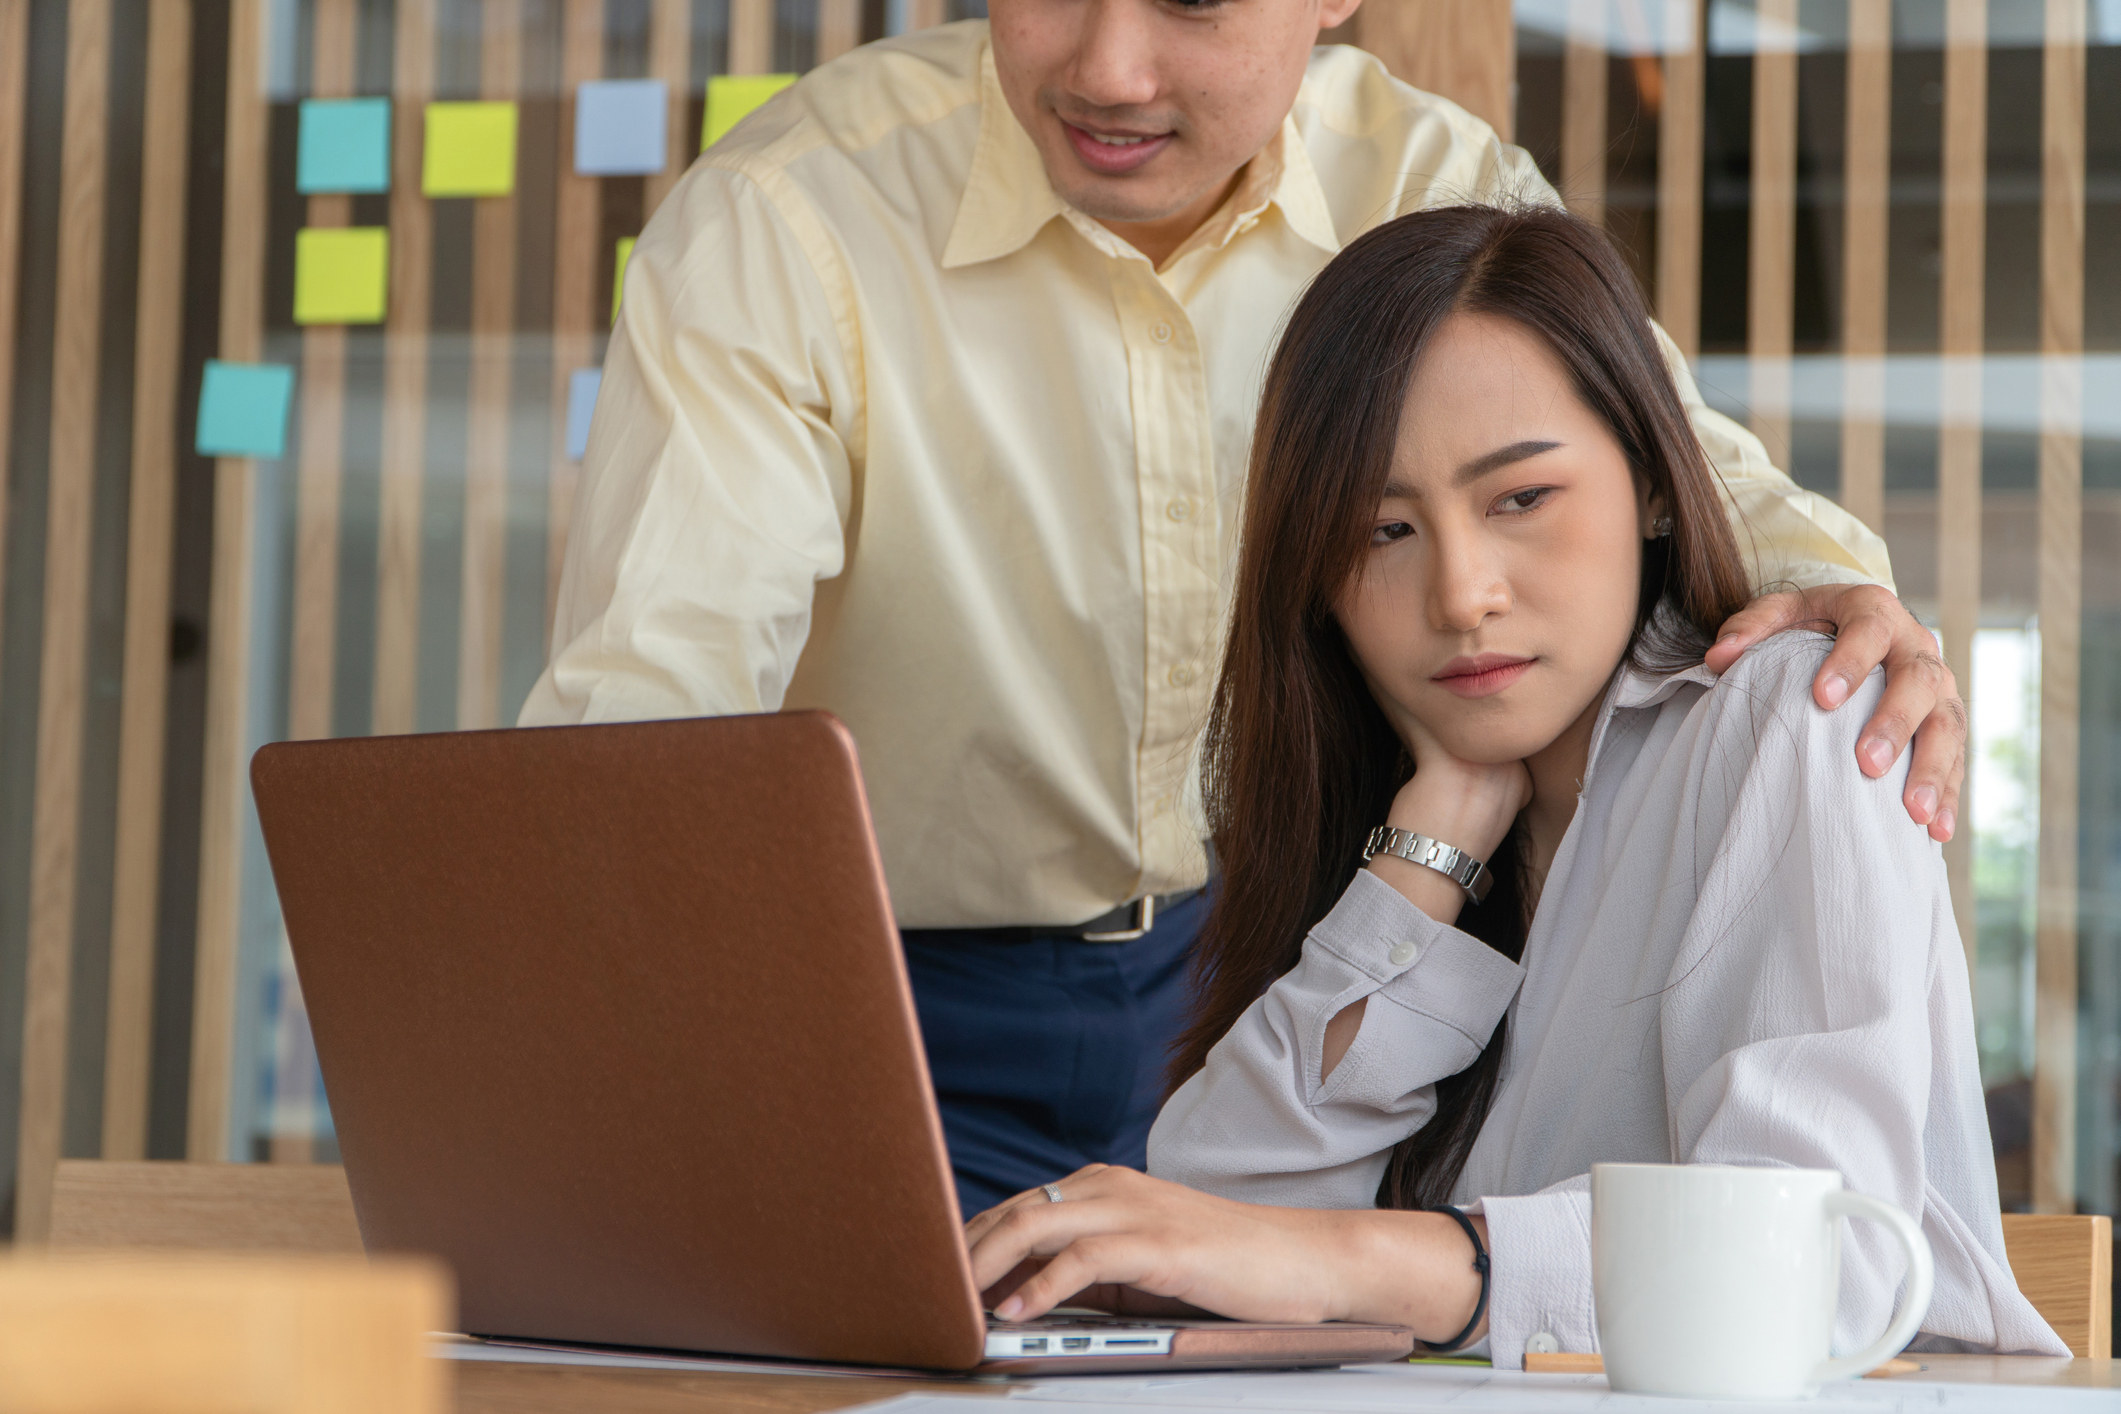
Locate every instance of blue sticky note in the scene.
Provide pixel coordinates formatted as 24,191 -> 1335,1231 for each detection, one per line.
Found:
196,360 -> 295,459
297,97 -> 392,194
575,79 -> 668,176
565,368 -> 603,461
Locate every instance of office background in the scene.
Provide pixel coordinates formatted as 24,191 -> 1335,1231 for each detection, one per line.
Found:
0,0 -> 2111,1290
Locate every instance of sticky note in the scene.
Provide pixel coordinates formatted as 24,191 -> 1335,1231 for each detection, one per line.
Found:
423,100 -> 518,196
612,236 -> 635,325
576,79 -> 668,175
293,226 -> 390,325
565,368 -> 603,461
196,361 -> 295,459
703,74 -> 795,149
297,97 -> 392,194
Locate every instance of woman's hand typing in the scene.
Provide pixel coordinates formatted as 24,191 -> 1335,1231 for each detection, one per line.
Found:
964,1165 -> 1489,1344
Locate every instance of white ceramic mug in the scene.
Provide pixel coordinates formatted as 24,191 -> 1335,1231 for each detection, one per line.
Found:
1591,1163 -> 1934,1400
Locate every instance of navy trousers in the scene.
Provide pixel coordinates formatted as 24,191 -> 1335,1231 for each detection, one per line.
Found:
900,890 -> 1209,1219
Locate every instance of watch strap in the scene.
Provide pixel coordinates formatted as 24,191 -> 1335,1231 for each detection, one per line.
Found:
1362,826 -> 1493,906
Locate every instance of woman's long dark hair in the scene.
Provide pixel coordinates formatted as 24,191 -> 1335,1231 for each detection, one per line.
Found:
1168,203 -> 1753,1209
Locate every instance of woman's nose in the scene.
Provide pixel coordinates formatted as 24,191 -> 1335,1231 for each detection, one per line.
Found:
1425,529 -> 1511,633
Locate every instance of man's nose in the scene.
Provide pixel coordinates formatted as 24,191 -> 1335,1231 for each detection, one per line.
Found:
1069,0 -> 1162,111
1425,530 -> 1511,633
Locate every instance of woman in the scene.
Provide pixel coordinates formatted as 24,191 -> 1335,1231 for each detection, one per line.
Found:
962,204 -> 2064,1365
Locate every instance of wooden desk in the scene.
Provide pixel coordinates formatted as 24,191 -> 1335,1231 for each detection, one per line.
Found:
454,1353 -> 2117,1412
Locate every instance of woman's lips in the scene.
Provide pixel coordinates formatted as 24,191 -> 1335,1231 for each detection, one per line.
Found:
1431,656 -> 1535,699
1061,120 -> 1174,175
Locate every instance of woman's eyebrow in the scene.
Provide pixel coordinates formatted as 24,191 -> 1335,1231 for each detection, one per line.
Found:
1454,438 -> 1563,487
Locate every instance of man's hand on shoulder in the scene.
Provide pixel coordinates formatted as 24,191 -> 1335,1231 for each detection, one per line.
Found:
1705,584 -> 1964,845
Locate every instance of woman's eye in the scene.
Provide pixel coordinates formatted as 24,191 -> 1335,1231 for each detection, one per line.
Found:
1370,521 -> 1415,546
1496,487 -> 1553,515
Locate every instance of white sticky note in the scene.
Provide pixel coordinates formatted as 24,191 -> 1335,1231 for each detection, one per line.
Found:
566,368 -> 603,462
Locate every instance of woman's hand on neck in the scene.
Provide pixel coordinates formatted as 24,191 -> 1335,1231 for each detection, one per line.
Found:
1366,710 -> 1530,927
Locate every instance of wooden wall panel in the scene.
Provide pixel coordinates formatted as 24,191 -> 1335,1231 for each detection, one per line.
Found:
643,0 -> 692,214
2033,0 -> 2086,1218
819,0 -> 862,63
18,0 -> 114,1243
1656,0 -> 1704,358
190,0 -> 272,1164
1561,0 -> 1607,225
1937,0 -> 1986,975
1838,0 -> 1890,534
373,0 -> 438,737
101,0 -> 194,1164
1354,0 -> 1516,142
730,0 -> 772,76
1746,0 -> 1797,462
0,0 -> 27,667
458,0 -> 523,731
547,0 -> 606,639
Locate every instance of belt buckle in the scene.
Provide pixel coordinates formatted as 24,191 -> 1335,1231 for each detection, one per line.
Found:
1081,893 -> 1156,943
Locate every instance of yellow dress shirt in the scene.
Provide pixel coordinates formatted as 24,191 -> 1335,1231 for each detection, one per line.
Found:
521,21 -> 1893,929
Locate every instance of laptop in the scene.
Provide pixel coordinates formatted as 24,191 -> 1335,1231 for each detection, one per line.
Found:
250,711 -> 1415,1375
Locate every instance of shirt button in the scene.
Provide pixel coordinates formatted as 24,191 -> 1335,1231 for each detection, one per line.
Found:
1168,663 -> 1195,687
1151,321 -> 1173,344
1165,498 -> 1192,522
1526,1331 -> 1562,1355
1388,940 -> 1418,967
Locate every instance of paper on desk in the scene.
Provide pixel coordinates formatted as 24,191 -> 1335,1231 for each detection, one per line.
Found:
844,1361 -> 2120,1414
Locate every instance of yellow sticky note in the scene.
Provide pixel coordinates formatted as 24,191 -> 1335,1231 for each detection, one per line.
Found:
703,74 -> 795,149
294,226 -> 390,325
423,101 -> 518,196
612,237 -> 635,325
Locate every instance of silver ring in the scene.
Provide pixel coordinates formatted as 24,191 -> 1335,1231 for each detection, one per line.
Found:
1041,1183 -> 1065,1204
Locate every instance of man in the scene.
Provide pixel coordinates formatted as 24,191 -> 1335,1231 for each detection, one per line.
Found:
522,2 -> 1966,1216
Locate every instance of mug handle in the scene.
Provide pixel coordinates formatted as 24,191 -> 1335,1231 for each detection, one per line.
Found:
1811,1189 -> 1936,1384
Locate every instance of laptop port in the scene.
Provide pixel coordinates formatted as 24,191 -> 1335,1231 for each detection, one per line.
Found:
1019,1338 -> 1047,1353
1062,1337 -> 1092,1351
1102,1339 -> 1156,1348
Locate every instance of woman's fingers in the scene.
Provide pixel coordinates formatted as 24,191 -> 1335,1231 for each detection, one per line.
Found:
992,1236 -> 1158,1321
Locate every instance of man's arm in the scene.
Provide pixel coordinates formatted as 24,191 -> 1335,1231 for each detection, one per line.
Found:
520,164 -> 858,727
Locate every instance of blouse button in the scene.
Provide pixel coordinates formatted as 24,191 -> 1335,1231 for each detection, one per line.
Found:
1151,321 -> 1173,344
1388,940 -> 1417,967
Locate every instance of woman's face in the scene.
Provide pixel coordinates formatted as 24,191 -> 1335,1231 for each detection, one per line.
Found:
1334,311 -> 1661,767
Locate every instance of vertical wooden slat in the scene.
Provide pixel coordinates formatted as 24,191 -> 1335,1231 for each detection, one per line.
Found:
18,0 -> 113,1243
818,0 -> 861,63
546,0 -> 605,640
907,0 -> 945,30
288,0 -> 359,746
458,0 -> 521,731
1746,0 -> 1797,462
643,0 -> 690,214
2031,0 -> 2085,1218
373,0 -> 437,737
190,0 -> 271,1164
729,0 -> 772,76
0,0 -> 28,663
1561,0 -> 1607,225
1352,0 -> 1517,141
1937,0 -> 1985,974
101,0 -> 193,1163
1837,0 -> 1890,534
1656,0 -> 1704,358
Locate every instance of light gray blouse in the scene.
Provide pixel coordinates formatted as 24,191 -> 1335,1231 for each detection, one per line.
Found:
1148,633 -> 2067,1366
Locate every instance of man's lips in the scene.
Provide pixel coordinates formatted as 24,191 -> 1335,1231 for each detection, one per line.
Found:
1061,119 -> 1174,175
1431,655 -> 1535,699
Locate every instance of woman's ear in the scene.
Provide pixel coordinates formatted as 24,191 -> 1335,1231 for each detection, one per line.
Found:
1639,484 -> 1670,541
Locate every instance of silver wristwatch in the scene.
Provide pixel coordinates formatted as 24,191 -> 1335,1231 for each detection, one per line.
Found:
1362,826 -> 1493,905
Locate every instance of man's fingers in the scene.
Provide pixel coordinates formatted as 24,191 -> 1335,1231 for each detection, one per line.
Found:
1856,649 -> 1950,782
1810,596 -> 1899,710
1707,590 -> 1808,672
1901,690 -> 1969,841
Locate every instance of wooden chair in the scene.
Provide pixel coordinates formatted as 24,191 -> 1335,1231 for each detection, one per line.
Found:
2001,1213 -> 2113,1359
44,1163 -> 2117,1358
47,1160 -> 363,1255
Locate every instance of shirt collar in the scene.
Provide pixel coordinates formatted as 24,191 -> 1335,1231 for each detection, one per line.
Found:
942,44 -> 1342,270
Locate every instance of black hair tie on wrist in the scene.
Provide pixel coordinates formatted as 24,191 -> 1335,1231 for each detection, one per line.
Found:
1418,1205 -> 1490,1353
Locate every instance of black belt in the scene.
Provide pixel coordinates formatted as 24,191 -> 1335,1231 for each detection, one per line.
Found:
950,888 -> 1205,944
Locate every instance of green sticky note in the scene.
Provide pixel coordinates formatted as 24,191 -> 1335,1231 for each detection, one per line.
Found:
293,226 -> 390,325
424,100 -> 518,196
702,74 -> 795,149
195,360 -> 295,459
612,236 -> 635,325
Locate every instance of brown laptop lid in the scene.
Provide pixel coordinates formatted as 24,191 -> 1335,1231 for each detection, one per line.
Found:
251,712 -> 988,1369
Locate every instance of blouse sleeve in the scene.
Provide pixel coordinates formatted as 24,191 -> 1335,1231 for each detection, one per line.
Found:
1479,638 -> 2066,1365
1147,869 -> 1523,1209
